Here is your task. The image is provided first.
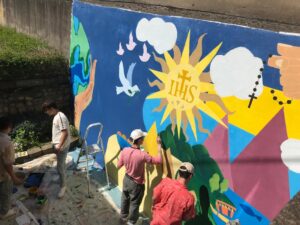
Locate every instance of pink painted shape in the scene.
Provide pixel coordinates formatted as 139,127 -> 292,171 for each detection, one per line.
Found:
231,109 -> 289,220
204,116 -> 234,189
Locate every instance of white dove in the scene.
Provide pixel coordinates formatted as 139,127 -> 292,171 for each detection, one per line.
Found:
126,32 -> 137,51
139,43 -> 151,62
116,42 -> 124,55
116,61 -> 139,97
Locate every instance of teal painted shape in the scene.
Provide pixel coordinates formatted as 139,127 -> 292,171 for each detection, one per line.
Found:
288,170 -> 300,199
73,16 -> 80,35
117,134 -> 131,149
229,124 -> 255,163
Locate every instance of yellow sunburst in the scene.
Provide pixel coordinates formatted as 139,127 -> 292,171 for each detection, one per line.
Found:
147,31 -> 227,140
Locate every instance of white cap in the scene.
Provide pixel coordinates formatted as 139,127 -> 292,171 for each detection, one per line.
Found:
179,162 -> 194,175
130,129 -> 147,141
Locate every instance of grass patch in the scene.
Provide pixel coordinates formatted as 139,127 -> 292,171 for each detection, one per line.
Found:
0,26 -> 68,80
0,26 -> 60,60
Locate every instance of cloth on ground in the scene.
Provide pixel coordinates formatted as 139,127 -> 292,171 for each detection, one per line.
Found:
24,173 -> 45,188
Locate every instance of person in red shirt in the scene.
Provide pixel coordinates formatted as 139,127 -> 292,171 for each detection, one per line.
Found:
151,162 -> 196,225
118,129 -> 163,225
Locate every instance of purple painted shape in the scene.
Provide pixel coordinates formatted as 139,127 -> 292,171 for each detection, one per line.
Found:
204,116 -> 234,189
231,109 -> 289,220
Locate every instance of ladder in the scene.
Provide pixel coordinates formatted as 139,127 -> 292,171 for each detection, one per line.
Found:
75,123 -> 110,197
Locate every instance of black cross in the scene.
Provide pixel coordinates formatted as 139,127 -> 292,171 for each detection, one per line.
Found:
248,93 -> 257,108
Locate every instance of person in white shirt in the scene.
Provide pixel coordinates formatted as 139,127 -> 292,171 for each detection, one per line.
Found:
42,101 -> 71,198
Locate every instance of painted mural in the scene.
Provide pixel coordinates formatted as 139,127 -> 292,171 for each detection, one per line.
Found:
70,1 -> 300,224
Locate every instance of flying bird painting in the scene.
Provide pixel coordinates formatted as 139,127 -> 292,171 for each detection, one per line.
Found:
139,43 -> 151,62
116,42 -> 125,55
116,61 -> 139,97
126,32 -> 137,51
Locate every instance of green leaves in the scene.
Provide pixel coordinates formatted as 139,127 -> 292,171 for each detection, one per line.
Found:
220,179 -> 229,193
209,173 -> 220,192
11,120 -> 41,152
209,173 -> 229,193
0,26 -> 67,80
0,26 -> 60,60
69,125 -> 79,137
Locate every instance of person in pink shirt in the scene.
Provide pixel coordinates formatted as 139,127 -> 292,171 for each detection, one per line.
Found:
118,129 -> 162,225
151,162 -> 196,225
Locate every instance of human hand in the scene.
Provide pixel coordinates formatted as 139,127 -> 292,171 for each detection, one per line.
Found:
268,43 -> 300,99
74,59 -> 98,129
157,136 -> 163,153
54,145 -> 62,152
157,136 -> 162,146
157,136 -> 162,143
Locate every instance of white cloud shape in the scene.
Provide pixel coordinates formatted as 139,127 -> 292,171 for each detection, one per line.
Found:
281,139 -> 300,173
136,17 -> 177,54
210,47 -> 264,99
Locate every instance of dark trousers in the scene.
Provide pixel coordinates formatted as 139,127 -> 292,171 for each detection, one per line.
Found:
121,174 -> 145,224
0,179 -> 12,215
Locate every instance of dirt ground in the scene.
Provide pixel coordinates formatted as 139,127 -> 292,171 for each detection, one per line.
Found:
271,192 -> 300,225
2,157 -> 121,225
2,153 -> 299,225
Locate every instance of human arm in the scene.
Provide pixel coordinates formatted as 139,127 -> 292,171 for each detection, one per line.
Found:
144,136 -> 163,165
3,143 -> 23,185
117,151 -> 124,169
56,129 -> 68,152
152,179 -> 165,205
182,197 -> 196,221
4,164 -> 23,185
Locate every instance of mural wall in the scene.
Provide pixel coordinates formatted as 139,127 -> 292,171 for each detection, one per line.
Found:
70,1 -> 300,224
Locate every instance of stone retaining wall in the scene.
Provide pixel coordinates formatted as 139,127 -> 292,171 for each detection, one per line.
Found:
0,74 -> 72,117
15,137 -> 79,164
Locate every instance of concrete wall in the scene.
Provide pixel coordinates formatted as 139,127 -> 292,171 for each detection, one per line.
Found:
102,0 -> 300,25
0,0 -> 72,58
1,0 -> 300,58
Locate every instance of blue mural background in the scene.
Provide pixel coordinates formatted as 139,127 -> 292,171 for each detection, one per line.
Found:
71,1 -> 300,224
73,1 -> 300,149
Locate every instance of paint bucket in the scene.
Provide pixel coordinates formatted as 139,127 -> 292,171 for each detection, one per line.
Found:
36,195 -> 48,209
28,187 -> 38,197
